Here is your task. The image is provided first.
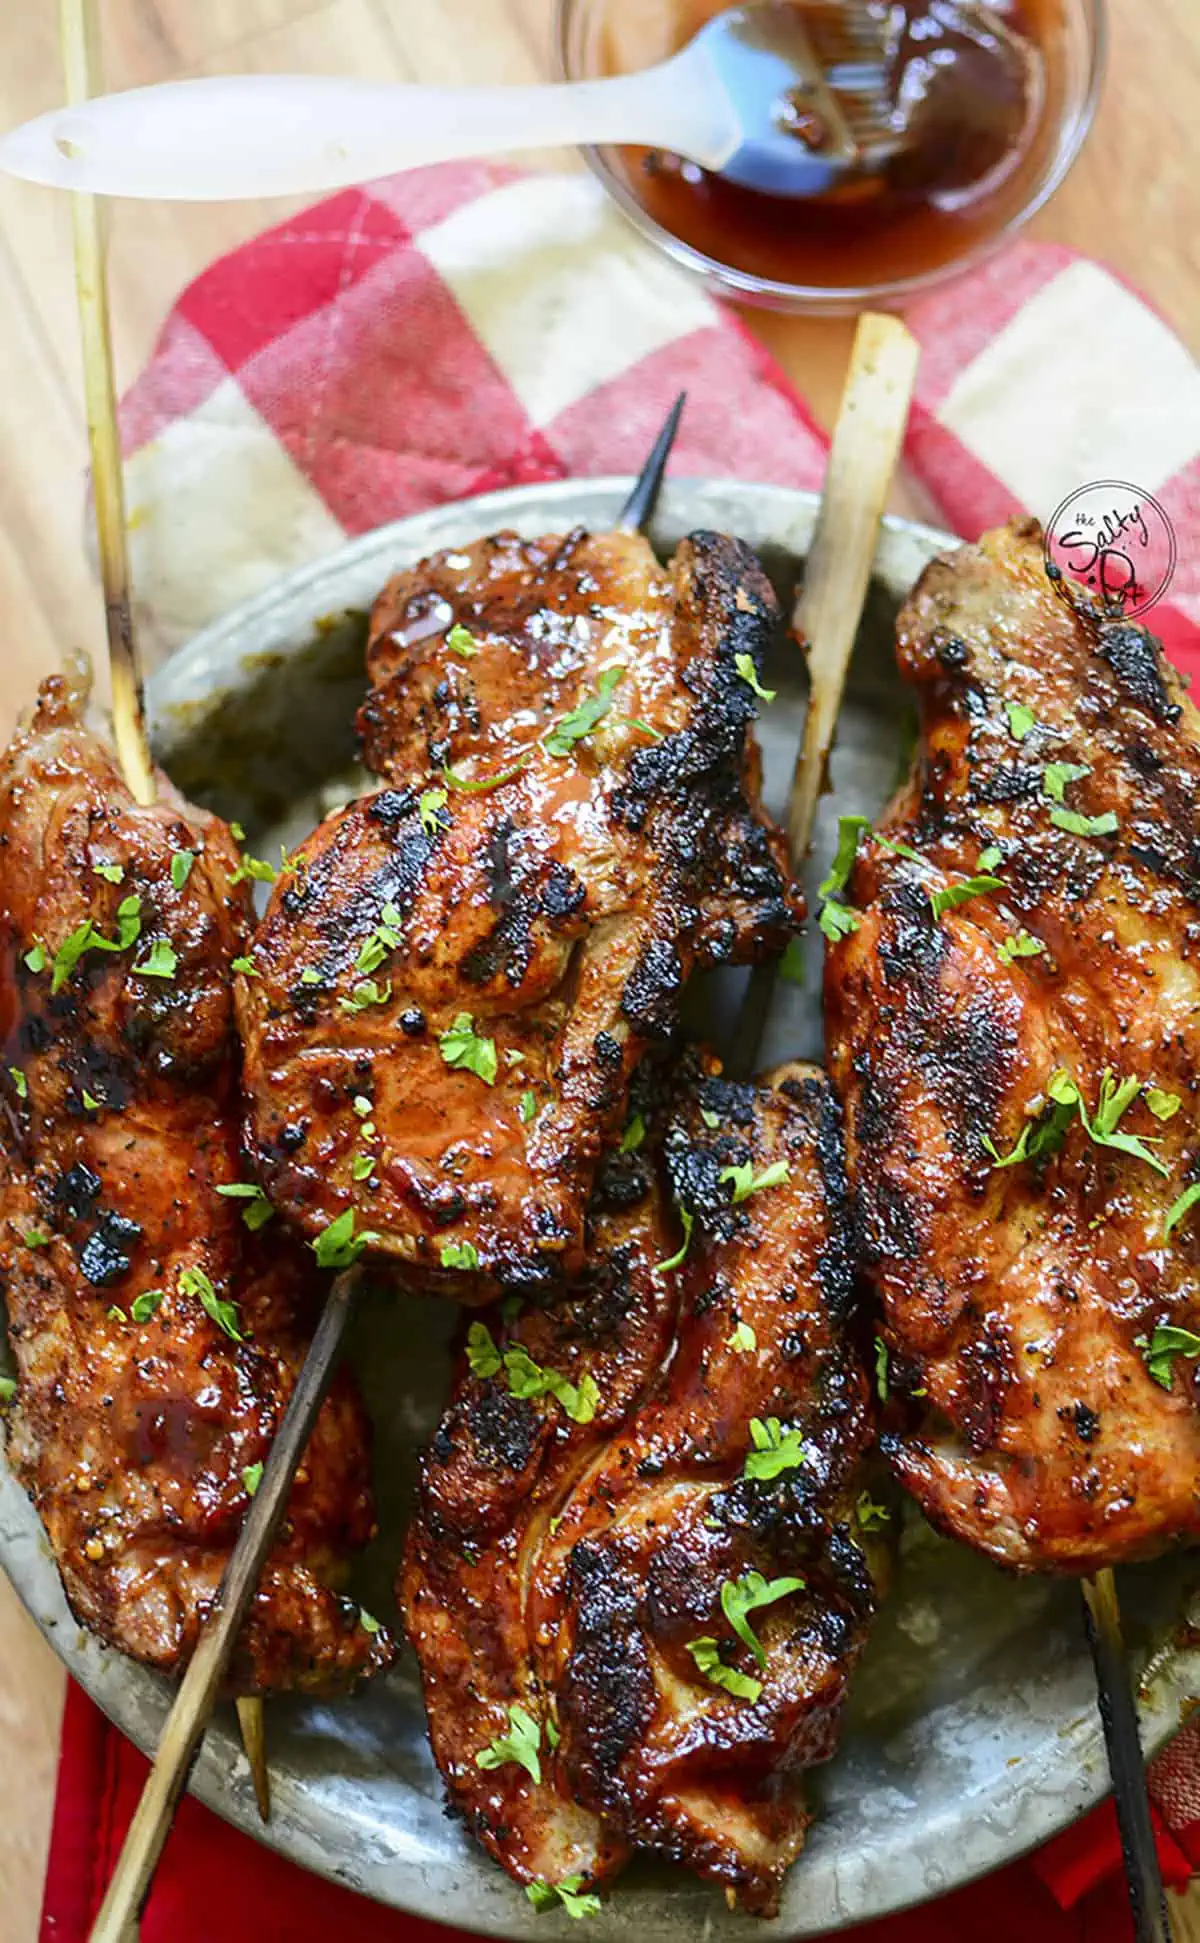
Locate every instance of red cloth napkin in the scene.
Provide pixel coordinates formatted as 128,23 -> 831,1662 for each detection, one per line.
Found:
37,161 -> 1200,1939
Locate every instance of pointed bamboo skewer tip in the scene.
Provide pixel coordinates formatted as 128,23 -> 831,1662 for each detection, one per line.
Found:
60,0 -> 273,1889
85,395 -> 687,1938
726,311 -> 919,1081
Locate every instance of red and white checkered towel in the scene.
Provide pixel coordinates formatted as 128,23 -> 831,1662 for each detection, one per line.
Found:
44,160 -> 1200,1940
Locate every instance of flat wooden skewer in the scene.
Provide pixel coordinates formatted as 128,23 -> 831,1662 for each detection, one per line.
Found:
727,310 -> 919,1079
728,312 -> 1170,1943
86,397 -> 687,1940
58,0 -> 276,1872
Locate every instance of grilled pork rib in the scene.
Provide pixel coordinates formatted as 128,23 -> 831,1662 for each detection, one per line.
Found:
402,1060 -> 877,1914
238,527 -> 801,1298
825,519 -> 1200,1574
0,671 -> 392,1690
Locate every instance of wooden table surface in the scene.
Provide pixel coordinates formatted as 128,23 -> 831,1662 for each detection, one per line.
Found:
0,2 -> 1197,1936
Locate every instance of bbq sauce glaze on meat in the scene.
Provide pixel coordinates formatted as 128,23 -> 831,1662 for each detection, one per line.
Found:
825,520 -> 1200,1575
402,1058 -> 877,1914
0,669 -> 392,1691
237,527 -> 802,1300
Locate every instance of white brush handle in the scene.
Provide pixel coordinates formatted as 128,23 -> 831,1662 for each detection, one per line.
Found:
0,58 -> 738,201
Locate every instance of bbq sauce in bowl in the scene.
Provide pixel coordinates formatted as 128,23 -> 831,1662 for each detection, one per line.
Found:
558,0 -> 1104,309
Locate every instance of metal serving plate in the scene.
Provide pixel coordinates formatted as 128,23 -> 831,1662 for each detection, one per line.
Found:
2,479 -> 1197,1937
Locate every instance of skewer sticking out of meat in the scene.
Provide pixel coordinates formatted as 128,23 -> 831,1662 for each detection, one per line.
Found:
237,527 -> 802,1299
402,1056 -> 879,1916
825,519 -> 1200,1575
0,665 -> 393,1692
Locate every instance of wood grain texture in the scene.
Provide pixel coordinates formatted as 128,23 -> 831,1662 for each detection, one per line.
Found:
0,1 -> 1196,1934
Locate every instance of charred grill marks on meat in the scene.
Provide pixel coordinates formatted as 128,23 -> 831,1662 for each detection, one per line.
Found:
0,669 -> 392,1691
825,519 -> 1200,1574
401,1060 -> 877,1915
238,528 -> 802,1297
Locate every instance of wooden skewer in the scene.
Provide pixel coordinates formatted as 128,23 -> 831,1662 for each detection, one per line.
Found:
1081,1573 -> 1173,1942
726,311 -> 919,1079
728,312 -> 1170,1941
86,395 -> 688,1940
59,0 -> 274,1864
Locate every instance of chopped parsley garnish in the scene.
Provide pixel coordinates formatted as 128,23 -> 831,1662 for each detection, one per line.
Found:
133,939 -> 178,979
8,1067 -> 26,1099
546,1717 -> 561,1750
443,754 -> 532,793
181,1266 -> 245,1342
819,900 -> 861,943
820,815 -> 871,901
856,1492 -> 891,1532
418,786 -> 448,836
544,667 -> 626,757
351,1153 -> 374,1182
504,1345 -> 599,1424
1042,762 -> 1118,838
130,1289 -> 165,1323
475,1705 -> 541,1783
685,1636 -> 762,1704
525,1877 -> 601,1920
519,1090 -> 537,1125
1164,1183 -> 1200,1240
92,861 -> 124,884
700,1107 -> 720,1130
356,903 -> 404,976
50,895 -> 142,992
467,1322 -> 503,1379
169,850 -> 195,889
215,1182 -> 274,1231
779,936 -> 806,985
719,1158 -> 790,1204
231,956 -> 259,977
23,943 -> 46,973
733,652 -> 775,703
340,977 -> 392,1014
656,1207 -> 694,1275
352,1093 -> 373,1118
440,1240 -> 481,1271
230,853 -> 277,886
1138,1323 -> 1200,1390
619,1113 -> 645,1154
447,623 -> 479,658
359,1609 -> 382,1635
464,1325 -> 598,1423
874,1336 -> 889,1401
108,1306 -> 127,1323
298,967 -> 322,986
984,1070 -> 1168,1178
230,822 -> 246,842
720,1569 -> 804,1666
1146,1088 -> 1181,1122
998,931 -> 1045,967
23,1228 -> 49,1250
242,1461 -> 263,1498
0,1376 -> 15,1405
1050,806 -> 1119,838
743,1416 -> 807,1481
727,1320 -> 757,1353
81,1090 -> 102,1112
929,868 -> 1003,921
1006,703 -> 1036,741
312,1207 -> 380,1269
1042,761 -> 1091,803
438,1013 -> 498,1085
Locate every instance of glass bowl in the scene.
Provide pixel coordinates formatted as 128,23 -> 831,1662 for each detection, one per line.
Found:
554,0 -> 1107,314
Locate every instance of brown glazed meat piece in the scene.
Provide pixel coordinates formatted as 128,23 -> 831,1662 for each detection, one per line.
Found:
401,1059 -> 877,1914
238,527 -> 801,1298
825,520 -> 1200,1575
0,670 -> 392,1691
